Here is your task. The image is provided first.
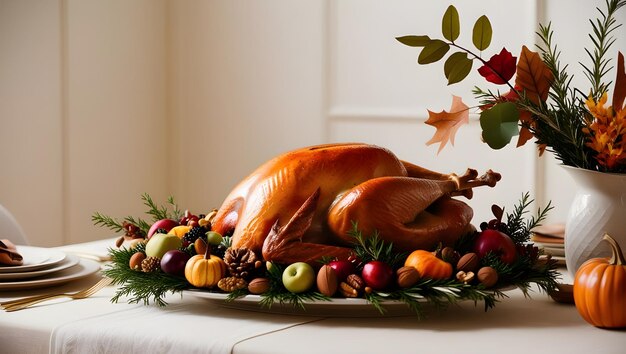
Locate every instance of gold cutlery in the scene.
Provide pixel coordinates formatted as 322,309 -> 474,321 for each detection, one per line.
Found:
1,277 -> 113,312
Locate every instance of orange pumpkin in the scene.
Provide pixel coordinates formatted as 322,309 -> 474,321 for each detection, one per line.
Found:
404,250 -> 452,280
184,245 -> 227,288
573,233 -> 626,328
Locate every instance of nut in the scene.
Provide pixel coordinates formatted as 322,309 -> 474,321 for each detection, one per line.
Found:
456,270 -> 475,284
396,266 -> 420,288
346,274 -> 364,291
441,247 -> 460,265
218,276 -> 248,292
115,236 -> 125,248
456,252 -> 479,272
316,265 -> 338,297
129,252 -> 146,271
248,277 -> 271,294
477,266 -> 498,288
339,282 -> 359,298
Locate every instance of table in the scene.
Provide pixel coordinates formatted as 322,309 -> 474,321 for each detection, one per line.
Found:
1,239 -> 624,354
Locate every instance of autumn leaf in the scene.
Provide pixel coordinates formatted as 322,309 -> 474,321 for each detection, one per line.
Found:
478,48 -> 517,84
425,95 -> 470,153
517,110 -> 534,147
515,45 -> 553,104
612,51 -> 625,112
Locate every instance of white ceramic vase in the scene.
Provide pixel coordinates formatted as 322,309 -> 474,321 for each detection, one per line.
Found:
563,166 -> 626,276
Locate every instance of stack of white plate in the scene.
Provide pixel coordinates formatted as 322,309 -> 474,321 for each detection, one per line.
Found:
0,246 -> 101,291
531,223 -> 566,266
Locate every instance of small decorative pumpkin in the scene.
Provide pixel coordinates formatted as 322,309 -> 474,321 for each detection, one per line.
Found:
404,249 -> 452,280
573,233 -> 626,328
184,240 -> 227,288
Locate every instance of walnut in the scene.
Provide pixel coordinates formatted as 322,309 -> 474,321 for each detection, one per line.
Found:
217,276 -> 248,292
339,282 -> 359,298
477,266 -> 498,288
456,270 -> 475,284
396,266 -> 420,288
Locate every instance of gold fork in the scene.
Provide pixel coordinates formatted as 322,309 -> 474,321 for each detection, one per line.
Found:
1,277 -> 113,312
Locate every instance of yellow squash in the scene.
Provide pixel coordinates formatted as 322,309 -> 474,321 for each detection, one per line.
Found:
184,245 -> 227,288
404,249 -> 452,280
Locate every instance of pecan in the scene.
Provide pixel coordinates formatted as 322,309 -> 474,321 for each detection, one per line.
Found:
396,266 -> 420,288
339,282 -> 359,298
346,274 -> 364,291
456,252 -> 479,273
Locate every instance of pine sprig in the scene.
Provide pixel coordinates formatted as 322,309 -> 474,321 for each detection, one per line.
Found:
349,221 -> 406,268
92,212 -> 125,233
505,192 -> 553,244
102,244 -> 189,306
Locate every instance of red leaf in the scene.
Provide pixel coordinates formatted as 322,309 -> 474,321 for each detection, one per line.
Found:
515,46 -> 553,104
425,95 -> 470,153
612,51 -> 625,112
478,48 -> 517,84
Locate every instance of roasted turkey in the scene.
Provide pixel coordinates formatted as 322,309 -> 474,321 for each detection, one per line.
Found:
211,143 -> 500,264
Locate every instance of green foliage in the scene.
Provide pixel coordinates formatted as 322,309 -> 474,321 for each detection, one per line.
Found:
479,102 -> 520,149
92,193 -> 182,236
505,192 -> 553,244
472,15 -> 492,51
349,222 -> 405,268
444,52 -> 473,85
442,5 -> 460,42
103,244 -> 190,306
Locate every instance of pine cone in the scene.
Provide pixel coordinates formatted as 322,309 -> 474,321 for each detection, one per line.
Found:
223,247 -> 260,279
141,256 -> 160,272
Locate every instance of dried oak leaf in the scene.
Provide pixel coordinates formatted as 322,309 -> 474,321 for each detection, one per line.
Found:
515,46 -> 553,104
425,95 -> 470,153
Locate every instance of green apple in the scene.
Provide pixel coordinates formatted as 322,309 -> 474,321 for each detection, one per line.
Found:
282,262 -> 315,293
145,233 -> 182,259
205,231 -> 223,246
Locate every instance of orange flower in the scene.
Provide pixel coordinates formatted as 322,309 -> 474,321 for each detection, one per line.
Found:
584,93 -> 626,171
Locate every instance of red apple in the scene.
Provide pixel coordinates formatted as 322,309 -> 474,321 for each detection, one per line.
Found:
147,219 -> 179,239
361,261 -> 393,290
473,229 -> 518,264
328,260 -> 355,281
160,250 -> 190,276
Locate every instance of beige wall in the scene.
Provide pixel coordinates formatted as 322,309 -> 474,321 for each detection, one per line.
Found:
1,0 -> 624,246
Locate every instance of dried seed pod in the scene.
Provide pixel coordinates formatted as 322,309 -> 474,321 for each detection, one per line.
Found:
141,256 -> 160,273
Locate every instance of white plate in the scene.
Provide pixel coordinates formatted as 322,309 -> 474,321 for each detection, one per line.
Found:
0,246 -> 66,273
184,287 -> 514,317
0,254 -> 80,281
0,258 -> 100,291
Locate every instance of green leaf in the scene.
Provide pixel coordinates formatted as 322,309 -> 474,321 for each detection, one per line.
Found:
396,35 -> 431,47
442,5 -> 460,42
479,102 -> 520,149
443,52 -> 473,85
418,39 -> 450,64
472,15 -> 492,51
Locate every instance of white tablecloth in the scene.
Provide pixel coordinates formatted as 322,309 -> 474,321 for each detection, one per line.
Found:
1,239 -> 625,354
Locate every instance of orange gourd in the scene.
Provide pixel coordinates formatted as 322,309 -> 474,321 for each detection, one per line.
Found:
404,250 -> 453,280
184,244 -> 227,288
573,233 -> 626,328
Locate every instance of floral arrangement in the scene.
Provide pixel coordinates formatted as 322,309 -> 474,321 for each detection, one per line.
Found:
397,0 -> 626,173
94,193 -> 558,318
